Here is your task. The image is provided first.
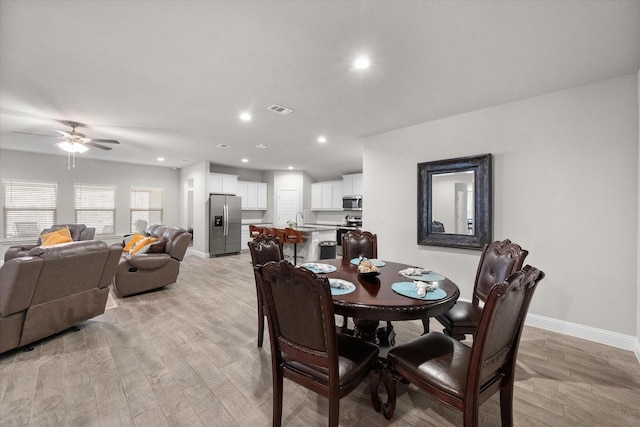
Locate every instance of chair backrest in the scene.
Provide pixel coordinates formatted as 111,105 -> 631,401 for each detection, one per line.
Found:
248,234 -> 284,266
249,224 -> 264,238
342,230 -> 377,260
467,265 -> 544,399
473,239 -> 528,304
259,260 -> 338,375
37,223 -> 96,244
283,227 -> 304,244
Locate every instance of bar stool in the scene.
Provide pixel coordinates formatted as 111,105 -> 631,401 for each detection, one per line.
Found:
249,224 -> 264,238
283,227 -> 306,265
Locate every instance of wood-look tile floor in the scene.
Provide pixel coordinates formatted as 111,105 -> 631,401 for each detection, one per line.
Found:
1,251 -> 639,426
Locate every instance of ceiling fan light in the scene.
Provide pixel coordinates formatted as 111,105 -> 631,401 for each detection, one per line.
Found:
58,141 -> 88,153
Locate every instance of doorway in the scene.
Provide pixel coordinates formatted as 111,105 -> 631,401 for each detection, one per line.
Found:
277,189 -> 299,227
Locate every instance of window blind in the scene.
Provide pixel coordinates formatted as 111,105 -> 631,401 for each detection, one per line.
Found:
75,184 -> 116,235
130,187 -> 163,233
2,179 -> 57,239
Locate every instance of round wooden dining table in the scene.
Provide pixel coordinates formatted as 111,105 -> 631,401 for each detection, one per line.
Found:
314,258 -> 460,345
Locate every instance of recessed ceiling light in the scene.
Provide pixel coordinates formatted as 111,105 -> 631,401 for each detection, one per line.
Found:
217,144 -> 231,149
288,166 -> 294,170
317,136 -> 327,143
157,157 -> 165,162
239,112 -> 252,121
242,158 -> 249,163
354,56 -> 370,69
256,144 -> 270,149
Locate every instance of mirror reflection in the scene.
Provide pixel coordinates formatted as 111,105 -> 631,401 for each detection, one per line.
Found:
417,153 -> 491,250
431,171 -> 475,235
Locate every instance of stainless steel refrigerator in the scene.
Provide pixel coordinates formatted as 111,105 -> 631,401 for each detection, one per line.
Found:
209,194 -> 242,256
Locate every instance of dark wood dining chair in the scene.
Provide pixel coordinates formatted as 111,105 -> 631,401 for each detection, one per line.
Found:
259,260 -> 382,427
247,234 -> 284,347
341,230 -> 377,261
423,239 -> 528,338
380,265 -> 545,426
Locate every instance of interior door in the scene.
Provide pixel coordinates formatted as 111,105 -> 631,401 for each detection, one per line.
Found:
277,189 -> 299,227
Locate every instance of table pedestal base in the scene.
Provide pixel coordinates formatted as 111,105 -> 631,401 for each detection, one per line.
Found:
353,319 -> 396,347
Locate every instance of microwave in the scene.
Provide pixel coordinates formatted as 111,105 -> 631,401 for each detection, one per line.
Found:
342,196 -> 362,210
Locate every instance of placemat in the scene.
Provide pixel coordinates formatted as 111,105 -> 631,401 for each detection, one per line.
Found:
391,282 -> 447,300
399,271 -> 445,282
329,279 -> 356,295
301,263 -> 337,274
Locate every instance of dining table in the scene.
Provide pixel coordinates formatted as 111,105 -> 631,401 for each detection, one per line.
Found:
302,257 -> 460,346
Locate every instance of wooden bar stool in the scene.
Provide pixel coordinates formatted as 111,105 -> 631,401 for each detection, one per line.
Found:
249,224 -> 264,238
283,227 -> 306,265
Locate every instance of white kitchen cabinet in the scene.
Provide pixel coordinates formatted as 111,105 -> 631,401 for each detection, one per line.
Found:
209,173 -> 238,195
311,181 -> 343,210
237,181 -> 268,210
342,173 -> 363,196
241,225 -> 250,250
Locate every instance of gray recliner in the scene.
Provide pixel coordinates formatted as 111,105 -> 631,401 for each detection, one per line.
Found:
4,224 -> 96,262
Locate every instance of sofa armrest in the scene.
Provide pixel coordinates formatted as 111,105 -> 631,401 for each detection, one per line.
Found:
124,253 -> 171,270
4,244 -> 39,262
0,256 -> 44,316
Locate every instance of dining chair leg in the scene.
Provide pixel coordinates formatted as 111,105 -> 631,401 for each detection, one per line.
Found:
273,369 -> 284,427
329,396 -> 340,427
499,382 -> 514,427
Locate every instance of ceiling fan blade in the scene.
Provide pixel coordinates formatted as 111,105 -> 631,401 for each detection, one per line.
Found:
85,142 -> 112,150
55,129 -> 72,138
90,138 -> 120,144
12,131 -> 58,138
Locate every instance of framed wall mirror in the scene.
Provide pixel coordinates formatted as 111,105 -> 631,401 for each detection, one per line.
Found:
418,153 -> 492,250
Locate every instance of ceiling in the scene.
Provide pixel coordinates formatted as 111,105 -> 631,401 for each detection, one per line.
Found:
1,1 -> 639,181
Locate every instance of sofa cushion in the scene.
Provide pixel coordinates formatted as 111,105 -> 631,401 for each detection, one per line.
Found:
40,226 -> 72,246
123,234 -> 145,252
130,237 -> 158,254
146,238 -> 168,254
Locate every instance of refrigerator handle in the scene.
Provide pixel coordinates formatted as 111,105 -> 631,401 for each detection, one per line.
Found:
224,204 -> 228,236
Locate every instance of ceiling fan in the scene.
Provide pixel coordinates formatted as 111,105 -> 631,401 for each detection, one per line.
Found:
14,121 -> 120,168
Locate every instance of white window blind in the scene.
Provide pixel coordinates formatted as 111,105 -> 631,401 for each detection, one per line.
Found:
2,179 -> 57,239
130,187 -> 163,233
75,184 -> 116,235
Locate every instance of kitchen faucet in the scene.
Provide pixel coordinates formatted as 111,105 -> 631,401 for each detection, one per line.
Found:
296,211 -> 304,227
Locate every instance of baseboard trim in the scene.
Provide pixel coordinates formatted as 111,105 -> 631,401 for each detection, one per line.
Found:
187,248 -> 209,259
525,313 -> 639,355
455,297 -> 639,362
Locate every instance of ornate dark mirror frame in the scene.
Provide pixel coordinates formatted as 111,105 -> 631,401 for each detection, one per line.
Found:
418,153 -> 492,250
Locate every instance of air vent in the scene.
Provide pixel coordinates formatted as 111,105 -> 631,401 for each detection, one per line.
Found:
217,144 -> 231,149
267,104 -> 293,115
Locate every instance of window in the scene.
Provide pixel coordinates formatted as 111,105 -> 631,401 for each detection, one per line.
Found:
130,187 -> 163,233
75,184 -> 116,235
2,179 -> 57,239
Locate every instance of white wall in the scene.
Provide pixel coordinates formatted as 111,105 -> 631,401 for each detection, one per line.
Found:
180,160 -> 209,256
365,75 -> 638,339
637,69 -> 640,360
0,150 -> 182,259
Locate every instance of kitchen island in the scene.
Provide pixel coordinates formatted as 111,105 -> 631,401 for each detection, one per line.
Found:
283,225 -> 337,263
244,224 -> 338,263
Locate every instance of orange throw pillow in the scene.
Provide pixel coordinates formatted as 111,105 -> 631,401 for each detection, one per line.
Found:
40,226 -> 73,246
130,237 -> 158,255
123,234 -> 145,252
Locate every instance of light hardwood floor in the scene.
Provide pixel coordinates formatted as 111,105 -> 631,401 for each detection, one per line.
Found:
1,251 -> 639,426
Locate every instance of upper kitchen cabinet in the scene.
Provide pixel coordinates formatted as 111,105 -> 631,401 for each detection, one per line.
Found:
209,173 -> 238,195
342,173 -> 363,196
311,181 -> 343,210
237,181 -> 268,210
